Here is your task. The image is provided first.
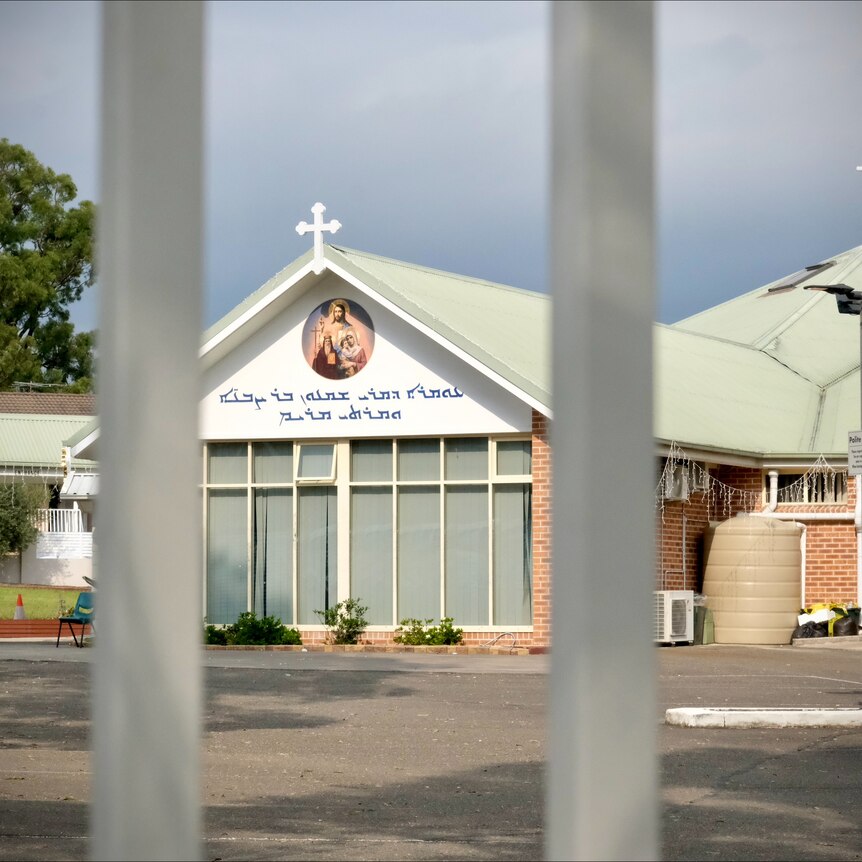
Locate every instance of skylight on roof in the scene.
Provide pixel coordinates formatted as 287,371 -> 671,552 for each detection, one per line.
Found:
765,261 -> 837,295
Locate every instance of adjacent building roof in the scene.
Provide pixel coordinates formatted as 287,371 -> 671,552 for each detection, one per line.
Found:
0,413 -> 97,476
658,243 -> 862,460
0,392 -> 97,416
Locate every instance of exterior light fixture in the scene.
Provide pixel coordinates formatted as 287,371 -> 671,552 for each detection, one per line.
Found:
804,283 -> 862,316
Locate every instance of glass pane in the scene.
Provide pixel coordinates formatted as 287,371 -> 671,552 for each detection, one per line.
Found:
297,487 -> 337,623
444,438 -> 488,480
493,485 -> 532,625
253,442 -> 293,484
445,487 -> 489,624
351,487 -> 393,624
253,488 -> 293,623
397,487 -> 440,620
397,439 -> 439,481
496,440 -> 532,476
351,440 -> 393,482
206,489 -> 248,624
297,444 -> 334,479
208,442 -> 247,484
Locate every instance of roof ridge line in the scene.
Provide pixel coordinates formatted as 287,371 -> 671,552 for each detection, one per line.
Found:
328,244 -> 546,299
750,290 -> 825,349
665,327 -> 766,352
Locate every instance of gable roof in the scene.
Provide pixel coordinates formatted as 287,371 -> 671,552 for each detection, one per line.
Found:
202,244 -> 551,415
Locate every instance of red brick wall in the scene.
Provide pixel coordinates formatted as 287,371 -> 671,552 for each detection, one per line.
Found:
655,464 -> 861,607
530,411 -> 552,647
656,492 -> 710,592
655,464 -> 763,593
803,522 -> 857,605
760,473 -> 857,606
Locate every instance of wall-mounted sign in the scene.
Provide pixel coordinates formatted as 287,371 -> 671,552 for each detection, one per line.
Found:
849,430 -> 862,476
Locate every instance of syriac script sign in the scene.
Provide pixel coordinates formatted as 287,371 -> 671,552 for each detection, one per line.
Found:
217,381 -> 465,425
849,431 -> 862,476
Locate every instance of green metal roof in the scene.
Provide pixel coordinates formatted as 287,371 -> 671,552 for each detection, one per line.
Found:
326,245 -> 550,410
673,244 -> 862,387
0,413 -> 97,471
660,243 -> 862,458
654,326 -> 824,457
65,239 -> 862,465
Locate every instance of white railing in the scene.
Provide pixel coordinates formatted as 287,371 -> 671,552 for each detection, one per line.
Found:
35,508 -> 85,533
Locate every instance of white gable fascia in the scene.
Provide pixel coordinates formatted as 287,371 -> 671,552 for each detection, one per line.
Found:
200,279 -> 533,439
69,425 -> 101,460
324,259 -> 551,418
200,259 -> 318,361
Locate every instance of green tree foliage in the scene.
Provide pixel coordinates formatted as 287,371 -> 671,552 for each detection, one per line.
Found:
0,139 -> 95,392
0,484 -> 47,555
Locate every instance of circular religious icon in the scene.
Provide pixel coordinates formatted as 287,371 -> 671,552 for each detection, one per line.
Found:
303,298 -> 375,380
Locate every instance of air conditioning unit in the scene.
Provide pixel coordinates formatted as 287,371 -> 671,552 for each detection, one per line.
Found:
663,463 -> 690,501
654,590 -> 694,644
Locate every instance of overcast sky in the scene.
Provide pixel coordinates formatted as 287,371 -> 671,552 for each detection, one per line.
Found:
1,0 -> 860,334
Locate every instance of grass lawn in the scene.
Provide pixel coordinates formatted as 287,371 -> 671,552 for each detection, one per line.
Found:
0,584 -> 88,620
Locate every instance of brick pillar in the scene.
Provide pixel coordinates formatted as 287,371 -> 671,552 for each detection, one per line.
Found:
531,410 -> 552,647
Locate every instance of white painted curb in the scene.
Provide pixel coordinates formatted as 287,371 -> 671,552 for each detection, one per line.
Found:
666,707 -> 862,728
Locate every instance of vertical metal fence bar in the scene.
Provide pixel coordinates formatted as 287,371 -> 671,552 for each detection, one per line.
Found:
94,2 -> 204,859
547,2 -> 658,860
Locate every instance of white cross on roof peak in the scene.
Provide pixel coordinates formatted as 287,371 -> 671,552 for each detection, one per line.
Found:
296,202 -> 341,274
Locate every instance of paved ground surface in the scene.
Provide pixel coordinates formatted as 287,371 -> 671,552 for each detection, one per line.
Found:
1,641 -> 862,860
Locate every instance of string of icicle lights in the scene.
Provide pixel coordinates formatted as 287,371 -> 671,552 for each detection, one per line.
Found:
655,443 -> 848,522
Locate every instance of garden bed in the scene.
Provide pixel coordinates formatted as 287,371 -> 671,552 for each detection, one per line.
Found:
205,643 -> 544,655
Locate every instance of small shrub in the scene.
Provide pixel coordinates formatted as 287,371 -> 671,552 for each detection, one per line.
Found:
394,617 -> 464,646
315,597 -> 368,644
204,623 -> 228,645
432,617 -> 464,645
204,612 -> 301,646
393,618 -> 435,645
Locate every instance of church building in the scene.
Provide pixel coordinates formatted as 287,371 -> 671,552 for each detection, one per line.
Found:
196,210 -> 550,646
65,206 -> 862,647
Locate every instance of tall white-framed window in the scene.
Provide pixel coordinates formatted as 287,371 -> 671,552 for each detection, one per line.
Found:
203,436 -> 533,628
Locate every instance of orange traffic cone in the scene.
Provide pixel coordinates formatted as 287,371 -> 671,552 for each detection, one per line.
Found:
14,594 -> 26,620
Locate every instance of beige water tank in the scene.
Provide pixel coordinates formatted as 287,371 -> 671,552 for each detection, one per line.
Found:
702,515 -> 801,645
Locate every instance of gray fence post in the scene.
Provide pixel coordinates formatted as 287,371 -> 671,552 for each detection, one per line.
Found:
547,3 -> 658,859
94,2 -> 204,859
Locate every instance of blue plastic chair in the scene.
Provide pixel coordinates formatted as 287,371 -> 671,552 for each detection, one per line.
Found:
55,592 -> 95,648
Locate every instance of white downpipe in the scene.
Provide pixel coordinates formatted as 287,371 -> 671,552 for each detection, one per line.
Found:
799,523 -> 807,607
766,469 -> 778,512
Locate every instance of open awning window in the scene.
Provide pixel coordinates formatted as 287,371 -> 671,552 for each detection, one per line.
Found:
61,472 -> 99,498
